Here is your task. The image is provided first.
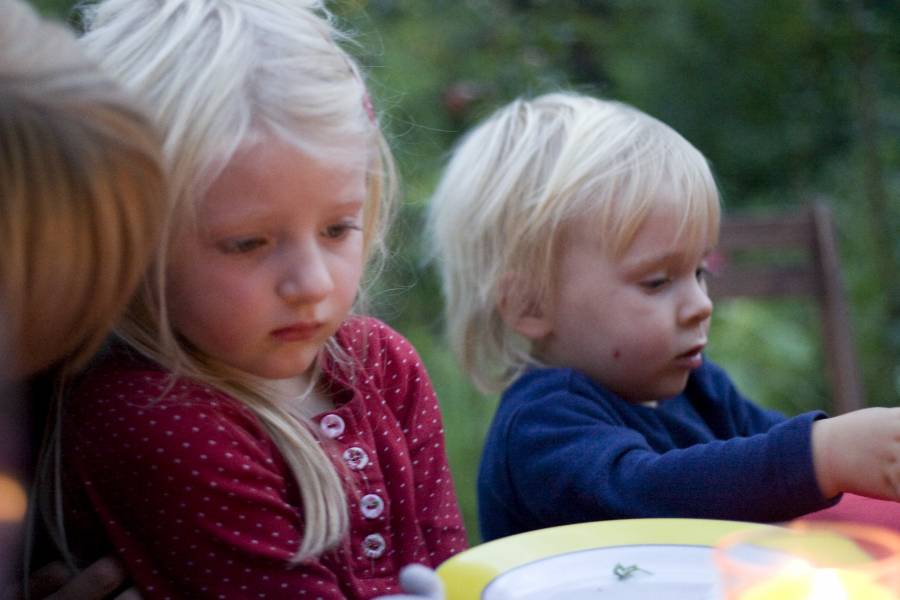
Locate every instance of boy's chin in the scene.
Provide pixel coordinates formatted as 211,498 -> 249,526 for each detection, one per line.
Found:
604,370 -> 692,404
646,375 -> 692,403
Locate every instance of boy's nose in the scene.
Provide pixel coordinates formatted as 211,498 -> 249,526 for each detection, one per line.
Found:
276,245 -> 334,304
679,279 -> 713,325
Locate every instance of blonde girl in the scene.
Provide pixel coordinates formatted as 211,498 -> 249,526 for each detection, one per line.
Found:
48,1 -> 465,598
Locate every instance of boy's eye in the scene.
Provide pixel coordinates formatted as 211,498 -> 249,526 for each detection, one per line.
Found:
640,277 -> 671,291
695,266 -> 709,283
218,237 -> 267,254
322,221 -> 362,239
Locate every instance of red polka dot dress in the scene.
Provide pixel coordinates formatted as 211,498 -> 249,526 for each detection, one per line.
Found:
62,317 -> 467,599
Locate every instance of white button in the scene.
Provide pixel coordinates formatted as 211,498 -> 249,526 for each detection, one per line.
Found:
362,533 -> 386,558
342,447 -> 369,470
320,414 -> 345,438
360,493 -> 384,519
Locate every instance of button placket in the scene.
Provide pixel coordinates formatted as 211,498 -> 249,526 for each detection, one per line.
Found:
331,411 -> 389,564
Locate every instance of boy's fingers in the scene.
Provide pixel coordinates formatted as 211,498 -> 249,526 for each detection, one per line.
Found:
41,556 -> 128,600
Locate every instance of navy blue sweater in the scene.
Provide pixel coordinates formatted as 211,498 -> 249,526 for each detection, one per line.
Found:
477,361 -> 837,541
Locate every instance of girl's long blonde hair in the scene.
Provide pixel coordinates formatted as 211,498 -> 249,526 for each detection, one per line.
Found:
72,0 -> 397,562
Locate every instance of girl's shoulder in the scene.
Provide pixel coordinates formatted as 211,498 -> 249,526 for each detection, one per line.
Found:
68,348 -> 265,437
332,315 -> 423,372
329,316 -> 435,412
74,347 -> 219,401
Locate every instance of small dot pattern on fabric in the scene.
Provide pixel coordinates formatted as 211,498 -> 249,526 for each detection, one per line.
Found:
62,317 -> 467,599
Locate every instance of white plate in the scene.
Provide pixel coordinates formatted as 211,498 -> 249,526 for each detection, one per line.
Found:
438,518 -> 777,600
484,544 -> 719,600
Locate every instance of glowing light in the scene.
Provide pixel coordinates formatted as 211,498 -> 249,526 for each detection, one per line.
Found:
0,472 -> 27,522
739,567 -> 894,600
809,570 -> 847,600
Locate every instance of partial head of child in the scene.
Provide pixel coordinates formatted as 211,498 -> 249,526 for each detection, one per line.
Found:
429,91 -> 720,402
433,91 -> 900,544
74,0 -> 396,560
0,0 -> 165,378
1,1 -> 164,594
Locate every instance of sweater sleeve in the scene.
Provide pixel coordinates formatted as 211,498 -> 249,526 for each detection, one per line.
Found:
503,382 -> 833,527
64,371 -> 347,599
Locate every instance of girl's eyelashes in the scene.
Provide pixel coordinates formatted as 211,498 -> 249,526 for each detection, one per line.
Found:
217,237 -> 268,254
214,219 -> 361,254
322,221 -> 362,239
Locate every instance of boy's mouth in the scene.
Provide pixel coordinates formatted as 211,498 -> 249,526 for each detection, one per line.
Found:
673,343 -> 706,368
676,343 -> 706,359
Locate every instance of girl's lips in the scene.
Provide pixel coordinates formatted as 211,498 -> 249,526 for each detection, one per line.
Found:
271,322 -> 321,341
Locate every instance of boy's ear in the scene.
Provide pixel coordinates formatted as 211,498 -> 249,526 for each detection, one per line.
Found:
496,273 -> 553,341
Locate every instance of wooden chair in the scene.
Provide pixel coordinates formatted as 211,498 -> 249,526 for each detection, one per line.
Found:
707,201 -> 864,414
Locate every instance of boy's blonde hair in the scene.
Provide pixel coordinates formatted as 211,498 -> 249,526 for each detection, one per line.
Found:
74,0 -> 396,561
428,92 -> 720,394
0,0 -> 165,377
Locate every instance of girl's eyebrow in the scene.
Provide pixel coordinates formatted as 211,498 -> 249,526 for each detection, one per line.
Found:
203,198 -> 365,227
200,205 -> 272,230
330,198 -> 365,211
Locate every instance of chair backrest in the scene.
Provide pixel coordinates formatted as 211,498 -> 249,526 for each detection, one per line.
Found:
707,201 -> 864,414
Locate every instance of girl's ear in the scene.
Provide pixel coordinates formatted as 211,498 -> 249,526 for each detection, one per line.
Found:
496,273 -> 553,341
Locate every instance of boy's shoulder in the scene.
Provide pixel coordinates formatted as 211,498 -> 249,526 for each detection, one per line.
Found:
503,360 -> 739,407
500,366 -> 616,416
505,366 -> 594,399
486,367 -> 631,451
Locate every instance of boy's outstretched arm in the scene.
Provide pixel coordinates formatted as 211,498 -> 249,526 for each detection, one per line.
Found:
812,407 -> 900,500
496,393 -> 832,526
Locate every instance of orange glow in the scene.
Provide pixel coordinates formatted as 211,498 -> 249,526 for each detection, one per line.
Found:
0,472 -> 27,522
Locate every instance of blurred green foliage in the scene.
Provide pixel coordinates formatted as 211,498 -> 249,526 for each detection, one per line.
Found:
31,0 -> 899,544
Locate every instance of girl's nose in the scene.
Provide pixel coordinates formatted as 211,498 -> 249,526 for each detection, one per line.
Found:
276,244 -> 334,304
679,278 -> 713,325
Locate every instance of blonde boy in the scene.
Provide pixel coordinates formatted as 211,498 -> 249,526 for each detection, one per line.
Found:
428,92 -> 900,541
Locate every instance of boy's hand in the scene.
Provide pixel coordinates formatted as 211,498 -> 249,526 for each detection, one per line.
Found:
373,564 -> 444,600
812,407 -> 900,500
